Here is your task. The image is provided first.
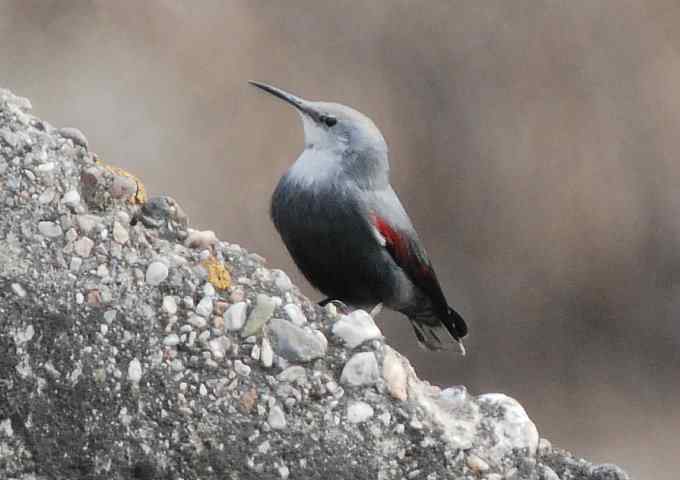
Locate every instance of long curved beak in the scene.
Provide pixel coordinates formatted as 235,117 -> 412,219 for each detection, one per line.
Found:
249,81 -> 313,116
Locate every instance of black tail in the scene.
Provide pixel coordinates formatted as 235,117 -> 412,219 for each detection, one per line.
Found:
406,306 -> 467,353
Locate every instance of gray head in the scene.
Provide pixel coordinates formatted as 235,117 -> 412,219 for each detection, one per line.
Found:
249,81 -> 388,161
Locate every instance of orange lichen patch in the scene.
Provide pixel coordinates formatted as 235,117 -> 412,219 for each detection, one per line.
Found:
202,256 -> 231,291
95,158 -> 147,204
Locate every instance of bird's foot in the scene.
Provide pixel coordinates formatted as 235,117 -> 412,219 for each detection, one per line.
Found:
369,303 -> 383,318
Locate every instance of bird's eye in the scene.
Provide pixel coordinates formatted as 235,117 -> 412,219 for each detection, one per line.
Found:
320,115 -> 337,127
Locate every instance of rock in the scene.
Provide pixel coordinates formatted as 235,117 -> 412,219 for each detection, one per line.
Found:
283,303 -> 306,326
347,401 -> 374,424
73,236 -> 94,257
208,336 -> 231,359
340,351 -> 380,387
224,302 -> 247,331
184,229 -> 218,249
272,269 -> 293,291
383,347 -> 408,401
195,296 -> 213,317
62,190 -> 80,208
162,296 -> 178,315
57,127 -> 88,149
112,221 -> 129,244
127,358 -> 142,384
145,261 -> 169,285
268,405 -> 287,430
332,310 -> 382,349
0,87 -> 627,480
241,294 -> 276,337
37,221 -> 62,238
260,337 -> 274,368
268,318 -> 327,362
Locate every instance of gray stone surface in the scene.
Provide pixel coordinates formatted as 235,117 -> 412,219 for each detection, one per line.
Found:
0,87 -> 629,479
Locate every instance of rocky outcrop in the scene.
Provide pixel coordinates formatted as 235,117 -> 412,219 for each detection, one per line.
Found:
0,88 -> 629,480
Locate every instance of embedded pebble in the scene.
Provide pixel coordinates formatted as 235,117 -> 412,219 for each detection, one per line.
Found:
283,303 -> 306,326
241,294 -> 276,337
11,283 -> 26,298
268,318 -> 327,362
62,190 -> 80,208
234,360 -> 251,376
38,221 -> 62,238
162,296 -> 178,315
188,315 -> 208,329
195,296 -> 213,317
332,310 -> 382,349
268,405 -> 286,430
260,337 -> 274,368
208,336 -> 231,359
272,269 -> 292,291
127,358 -> 142,384
184,229 -> 218,249
224,302 -> 247,331
347,401 -> 374,424
383,347 -> 408,401
112,221 -> 129,244
340,352 -> 380,387
74,236 -> 94,257
466,454 -> 490,473
58,127 -> 88,148
163,334 -> 180,347
145,261 -> 169,285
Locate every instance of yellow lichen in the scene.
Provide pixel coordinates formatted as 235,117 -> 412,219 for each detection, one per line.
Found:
95,158 -> 147,204
202,256 -> 231,291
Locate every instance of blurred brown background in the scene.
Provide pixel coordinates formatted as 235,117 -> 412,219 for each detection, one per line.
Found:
2,1 -> 679,477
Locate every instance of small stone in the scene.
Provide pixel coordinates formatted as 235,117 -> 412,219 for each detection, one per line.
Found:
69,256 -> 82,273
383,347 -> 408,401
268,405 -> 286,430
11,283 -> 26,298
38,188 -> 56,204
112,221 -> 129,244
260,337 -> 274,368
257,440 -> 270,454
128,358 -> 142,384
234,360 -> 251,376
38,221 -> 62,238
347,401 -> 374,424
332,310 -> 382,349
272,269 -> 293,291
199,384 -> 208,396
278,465 -> 290,479
110,175 -> 137,199
163,334 -> 180,346
242,294 -> 277,337
145,261 -> 169,285
75,292 -> 84,304
62,189 -> 80,208
214,300 -> 229,316
195,296 -> 213,317
77,214 -> 99,233
73,236 -> 94,257
188,315 -> 208,329
283,304 -> 306,326
340,352 -> 380,387
58,127 -> 88,149
240,388 -> 257,413
466,454 -> 490,473
277,365 -> 307,383
162,296 -> 178,315
268,318 -> 327,363
185,229 -> 218,249
208,336 -> 231,359
224,302 -> 247,331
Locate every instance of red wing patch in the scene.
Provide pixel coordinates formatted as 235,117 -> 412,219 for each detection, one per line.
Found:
372,215 -> 409,261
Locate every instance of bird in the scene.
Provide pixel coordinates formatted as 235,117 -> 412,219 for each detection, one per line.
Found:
250,81 -> 468,353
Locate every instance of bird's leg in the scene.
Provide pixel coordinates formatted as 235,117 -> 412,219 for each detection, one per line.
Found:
318,298 -> 351,314
369,303 -> 383,318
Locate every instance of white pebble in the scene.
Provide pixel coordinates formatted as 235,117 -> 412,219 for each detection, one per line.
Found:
62,189 -> 80,208
11,283 -> 26,298
195,296 -> 213,317
127,358 -> 143,383
145,261 -> 169,286
284,304 -> 306,326
74,236 -> 94,258
38,221 -> 62,238
224,302 -> 247,331
347,401 -> 374,424
162,296 -> 178,315
268,405 -> 286,430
